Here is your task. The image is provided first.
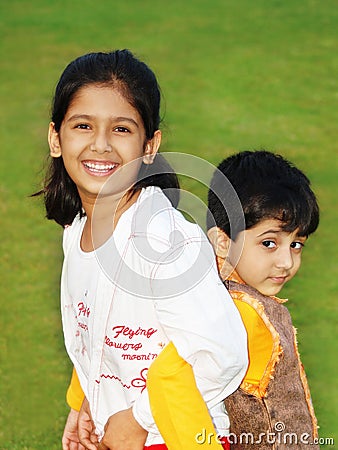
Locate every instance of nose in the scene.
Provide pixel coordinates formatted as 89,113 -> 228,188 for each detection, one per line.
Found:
90,131 -> 112,154
275,247 -> 294,271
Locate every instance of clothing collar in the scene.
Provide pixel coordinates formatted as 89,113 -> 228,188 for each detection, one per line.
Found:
216,256 -> 288,304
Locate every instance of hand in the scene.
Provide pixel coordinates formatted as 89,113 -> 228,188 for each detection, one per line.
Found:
99,407 -> 148,450
78,397 -> 99,450
62,408 -> 86,450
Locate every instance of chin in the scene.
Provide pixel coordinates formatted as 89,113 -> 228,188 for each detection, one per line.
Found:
258,286 -> 282,297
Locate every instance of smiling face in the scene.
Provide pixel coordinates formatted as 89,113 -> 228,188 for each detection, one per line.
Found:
228,219 -> 307,296
48,84 -> 161,205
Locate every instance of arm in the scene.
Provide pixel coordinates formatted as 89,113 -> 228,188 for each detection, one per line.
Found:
98,345 -> 221,450
134,235 -> 247,448
98,408 -> 147,450
147,341 -> 224,450
62,408 -> 86,450
62,368 -> 86,450
151,237 -> 248,408
103,211 -> 247,448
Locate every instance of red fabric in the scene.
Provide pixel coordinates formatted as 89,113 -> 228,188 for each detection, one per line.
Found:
220,436 -> 230,450
144,436 -> 230,449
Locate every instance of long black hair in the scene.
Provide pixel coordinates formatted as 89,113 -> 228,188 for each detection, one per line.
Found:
36,50 -> 179,227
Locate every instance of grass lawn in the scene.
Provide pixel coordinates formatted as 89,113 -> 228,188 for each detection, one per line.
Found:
1,0 -> 337,448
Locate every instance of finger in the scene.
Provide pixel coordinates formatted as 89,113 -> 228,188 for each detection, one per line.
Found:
97,443 -> 109,450
79,437 -> 97,450
69,442 -> 79,450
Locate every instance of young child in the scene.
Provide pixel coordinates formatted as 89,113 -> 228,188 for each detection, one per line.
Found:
206,150 -> 319,449
147,150 -> 320,450
39,50 -> 248,450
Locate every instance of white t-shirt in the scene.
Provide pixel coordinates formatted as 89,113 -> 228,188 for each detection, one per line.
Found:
61,186 -> 248,444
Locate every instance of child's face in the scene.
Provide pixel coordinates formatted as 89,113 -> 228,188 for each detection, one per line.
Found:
48,85 -> 160,202
228,219 -> 307,296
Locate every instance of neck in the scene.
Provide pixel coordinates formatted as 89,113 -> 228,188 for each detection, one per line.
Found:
80,189 -> 140,252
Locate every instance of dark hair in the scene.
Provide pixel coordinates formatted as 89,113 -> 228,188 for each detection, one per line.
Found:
207,150 -> 319,240
36,49 -> 179,226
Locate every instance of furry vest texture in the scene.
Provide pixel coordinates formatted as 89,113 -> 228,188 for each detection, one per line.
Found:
223,280 -> 318,450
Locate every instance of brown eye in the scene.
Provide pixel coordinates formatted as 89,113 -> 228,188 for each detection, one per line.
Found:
114,126 -> 129,133
262,240 -> 276,248
291,242 -> 304,250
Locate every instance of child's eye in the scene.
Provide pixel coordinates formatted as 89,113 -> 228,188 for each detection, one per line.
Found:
75,123 -> 90,130
114,126 -> 129,133
291,241 -> 304,250
262,240 -> 276,249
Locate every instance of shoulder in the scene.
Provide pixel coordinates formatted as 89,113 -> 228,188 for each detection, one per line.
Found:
229,284 -> 279,332
134,187 -> 207,247
62,214 -> 86,253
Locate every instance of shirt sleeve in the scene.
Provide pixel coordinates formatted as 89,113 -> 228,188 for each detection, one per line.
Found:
132,387 -> 160,433
132,232 -> 248,432
66,367 -> 85,411
150,234 -> 248,409
146,342 -> 224,449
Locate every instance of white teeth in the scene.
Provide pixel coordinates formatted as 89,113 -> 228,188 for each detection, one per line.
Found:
84,162 -> 116,171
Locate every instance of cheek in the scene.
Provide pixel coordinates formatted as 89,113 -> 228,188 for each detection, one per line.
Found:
228,239 -> 245,268
232,255 -> 255,285
290,255 -> 302,277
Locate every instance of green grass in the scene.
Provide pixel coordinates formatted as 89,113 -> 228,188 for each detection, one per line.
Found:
1,0 -> 337,448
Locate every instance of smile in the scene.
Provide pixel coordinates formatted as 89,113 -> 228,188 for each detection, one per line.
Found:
82,160 -> 119,176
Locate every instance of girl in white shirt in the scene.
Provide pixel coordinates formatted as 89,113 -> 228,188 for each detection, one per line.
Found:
39,49 -> 247,450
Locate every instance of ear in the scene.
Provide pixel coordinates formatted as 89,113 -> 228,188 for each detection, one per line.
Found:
143,130 -> 161,164
207,227 -> 230,258
48,122 -> 62,158
208,227 -> 235,279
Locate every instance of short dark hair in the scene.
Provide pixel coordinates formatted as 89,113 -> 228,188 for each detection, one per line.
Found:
207,150 -> 319,240
36,50 -> 179,226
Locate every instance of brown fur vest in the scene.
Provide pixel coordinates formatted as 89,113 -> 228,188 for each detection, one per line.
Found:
224,280 -> 318,450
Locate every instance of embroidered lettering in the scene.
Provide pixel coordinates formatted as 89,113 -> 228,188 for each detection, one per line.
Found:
78,302 -> 90,317
112,325 -> 157,340
104,336 -> 142,351
122,353 -> 157,360
78,322 -> 88,331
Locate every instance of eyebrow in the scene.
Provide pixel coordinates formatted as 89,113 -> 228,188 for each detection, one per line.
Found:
257,229 -> 306,240
66,114 -> 140,128
257,229 -> 281,237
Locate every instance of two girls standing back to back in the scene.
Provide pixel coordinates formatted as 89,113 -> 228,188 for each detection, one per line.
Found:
40,50 -> 248,450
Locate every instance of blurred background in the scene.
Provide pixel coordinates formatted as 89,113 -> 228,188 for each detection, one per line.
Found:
0,0 -> 337,448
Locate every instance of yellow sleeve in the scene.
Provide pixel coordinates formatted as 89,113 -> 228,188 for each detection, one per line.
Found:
234,300 -> 273,386
233,298 -> 279,398
147,341 -> 223,450
66,367 -> 85,411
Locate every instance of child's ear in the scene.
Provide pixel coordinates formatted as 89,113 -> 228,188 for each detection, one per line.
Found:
207,227 -> 231,258
143,130 -> 161,164
48,122 -> 62,158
